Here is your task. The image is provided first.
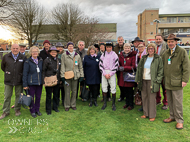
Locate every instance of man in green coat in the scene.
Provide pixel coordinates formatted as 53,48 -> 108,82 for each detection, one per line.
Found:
162,34 -> 190,129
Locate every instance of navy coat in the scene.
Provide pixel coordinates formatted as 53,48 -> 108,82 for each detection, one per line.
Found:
83,55 -> 101,85
23,57 -> 43,87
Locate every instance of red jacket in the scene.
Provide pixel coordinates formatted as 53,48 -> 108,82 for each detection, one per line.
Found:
118,51 -> 137,87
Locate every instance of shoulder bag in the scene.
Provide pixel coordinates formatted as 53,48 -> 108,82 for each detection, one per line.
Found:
44,59 -> 59,87
64,56 -> 75,79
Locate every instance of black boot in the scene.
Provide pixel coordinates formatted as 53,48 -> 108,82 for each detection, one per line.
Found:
112,94 -> 116,111
89,96 -> 93,107
94,98 -> 98,107
101,93 -> 107,110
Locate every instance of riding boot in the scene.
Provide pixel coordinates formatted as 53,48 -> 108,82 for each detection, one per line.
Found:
112,94 -> 116,111
101,92 -> 107,110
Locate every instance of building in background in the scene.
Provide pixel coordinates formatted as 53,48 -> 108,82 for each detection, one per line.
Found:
137,8 -> 190,45
34,23 -> 117,47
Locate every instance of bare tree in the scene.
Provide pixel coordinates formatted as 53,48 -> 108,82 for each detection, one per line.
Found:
5,0 -> 46,47
0,0 -> 14,24
52,3 -> 83,43
52,3 -> 110,46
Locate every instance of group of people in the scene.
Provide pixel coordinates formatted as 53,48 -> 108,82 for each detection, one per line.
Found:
0,33 -> 189,130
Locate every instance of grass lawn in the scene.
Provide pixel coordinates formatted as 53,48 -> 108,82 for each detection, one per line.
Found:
0,64 -> 190,142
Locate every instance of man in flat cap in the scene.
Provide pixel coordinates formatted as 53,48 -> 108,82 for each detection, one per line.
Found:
19,43 -> 30,58
162,34 -> 190,129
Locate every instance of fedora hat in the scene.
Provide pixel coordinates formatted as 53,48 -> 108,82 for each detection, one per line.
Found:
164,34 -> 180,41
56,42 -> 64,47
132,37 -> 143,44
48,46 -> 59,52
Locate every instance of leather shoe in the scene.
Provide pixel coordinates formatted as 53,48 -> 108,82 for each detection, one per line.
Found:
123,104 -> 129,109
36,112 -> 42,116
127,106 -> 134,110
15,110 -> 21,116
71,107 -> 77,110
47,112 -> 51,115
162,105 -> 168,110
176,123 -> 183,129
65,108 -> 69,111
0,112 -> 9,120
31,113 -> 37,118
141,115 -> 146,119
53,109 -> 59,112
149,118 -> 155,121
163,118 -> 175,123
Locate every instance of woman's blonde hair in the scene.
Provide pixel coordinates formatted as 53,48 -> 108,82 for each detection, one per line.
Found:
146,43 -> 157,53
123,43 -> 131,49
29,46 -> 40,56
87,45 -> 97,55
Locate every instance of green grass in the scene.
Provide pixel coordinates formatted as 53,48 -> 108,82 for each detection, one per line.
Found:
0,64 -> 190,142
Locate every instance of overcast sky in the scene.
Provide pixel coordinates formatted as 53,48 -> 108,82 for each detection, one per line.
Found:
39,0 -> 190,41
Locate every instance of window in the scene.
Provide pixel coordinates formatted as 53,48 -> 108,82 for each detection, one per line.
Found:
150,32 -> 153,35
179,28 -> 184,33
160,17 -> 177,23
150,22 -> 153,25
158,29 -> 161,33
178,17 -> 190,23
187,28 -> 190,33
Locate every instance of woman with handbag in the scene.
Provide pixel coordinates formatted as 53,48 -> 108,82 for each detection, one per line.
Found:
118,43 -> 137,110
22,46 -> 43,118
60,42 -> 84,111
83,45 -> 101,107
135,43 -> 163,121
43,46 -> 61,115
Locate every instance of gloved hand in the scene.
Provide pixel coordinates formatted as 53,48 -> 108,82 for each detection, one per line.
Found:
61,77 -> 65,83
119,66 -> 124,71
79,77 -> 84,82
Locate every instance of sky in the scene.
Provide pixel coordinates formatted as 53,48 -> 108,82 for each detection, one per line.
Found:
37,0 -> 190,41
1,0 -> 190,41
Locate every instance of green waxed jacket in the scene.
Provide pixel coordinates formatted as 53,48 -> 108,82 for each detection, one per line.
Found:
162,45 -> 190,90
60,51 -> 84,80
135,53 -> 163,93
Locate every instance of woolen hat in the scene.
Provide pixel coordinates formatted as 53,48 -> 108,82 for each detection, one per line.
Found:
56,42 -> 64,47
67,42 -> 74,48
164,34 -> 180,41
132,37 -> 143,44
48,46 -> 59,52
43,40 -> 50,45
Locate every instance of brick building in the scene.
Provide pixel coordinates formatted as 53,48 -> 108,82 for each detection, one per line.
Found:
137,8 -> 190,45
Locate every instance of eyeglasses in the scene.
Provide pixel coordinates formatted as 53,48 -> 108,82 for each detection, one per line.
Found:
147,48 -> 154,51
32,51 -> 38,53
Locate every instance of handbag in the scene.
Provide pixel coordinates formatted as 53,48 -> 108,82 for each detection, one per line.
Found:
135,92 -> 142,106
65,56 -> 75,79
44,59 -> 59,87
123,67 -> 136,82
81,82 -> 90,102
18,89 -> 32,109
